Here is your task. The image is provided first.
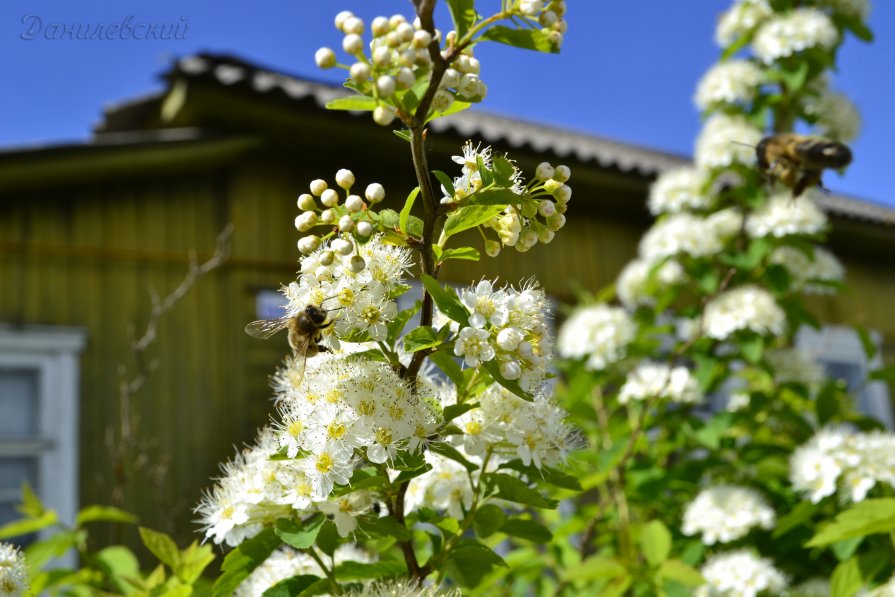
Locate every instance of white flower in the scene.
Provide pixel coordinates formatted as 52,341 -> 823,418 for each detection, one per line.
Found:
454,327 -> 495,367
769,246 -> 844,293
726,392 -> 751,412
805,88 -> 862,142
648,167 -> 712,214
816,0 -> 871,21
696,550 -> 787,597
766,348 -> 825,386
617,258 -> 685,309
618,363 -> 704,405
867,574 -> 895,597
639,213 -> 738,261
716,0 -> 773,48
694,60 -> 764,110
462,280 -> 509,328
405,452 -> 475,519
0,543 -> 29,597
347,580 -> 461,597
235,544 -> 373,597
316,492 -> 373,537
695,114 -> 763,170
746,192 -> 828,238
682,485 -> 776,545
752,9 -> 839,64
557,305 -> 635,371
791,578 -> 830,597
703,285 -> 785,340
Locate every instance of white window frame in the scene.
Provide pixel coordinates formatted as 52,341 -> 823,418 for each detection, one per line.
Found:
796,325 -> 893,429
0,326 -> 85,564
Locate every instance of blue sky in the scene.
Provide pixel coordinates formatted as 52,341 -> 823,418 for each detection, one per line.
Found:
2,1 -> 893,206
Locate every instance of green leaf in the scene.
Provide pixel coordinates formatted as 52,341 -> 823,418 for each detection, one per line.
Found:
854,325 -> 878,359
657,559 -> 704,587
19,482 -> 45,518
473,504 -> 506,538
438,247 -> 480,263
25,531 -> 81,571
442,403 -> 476,423
720,34 -> 750,61
427,99 -> 472,122
442,204 -> 507,240
481,359 -> 534,401
807,498 -> 895,547
498,460 -> 582,491
480,26 -> 557,53
139,527 -> 180,569
176,541 -> 215,585
500,518 -> 552,543
832,536 -> 864,561
325,95 -> 377,111
446,0 -> 476,38
432,170 -> 455,199
334,560 -> 406,581
462,188 -> 522,206
261,575 -> 321,597
446,541 -> 508,588
693,413 -> 732,450
403,326 -> 442,353
844,17 -> 873,42
95,546 -> 142,594
357,516 -> 411,542
869,366 -> 895,384
387,300 -> 420,345
640,520 -> 672,567
491,155 -> 516,187
393,129 -> 411,142
274,516 -> 324,550
420,274 -> 469,325
490,473 -> 557,509
0,510 -> 57,539
563,556 -> 626,582
399,187 -> 420,236
773,500 -> 817,538
392,463 -> 433,485
212,528 -> 281,597
315,521 -> 339,557
77,505 -> 138,527
428,442 -> 477,472
741,334 -> 764,364
816,381 -> 841,426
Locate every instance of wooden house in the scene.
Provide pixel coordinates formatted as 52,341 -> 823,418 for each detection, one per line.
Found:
1,53 -> 893,548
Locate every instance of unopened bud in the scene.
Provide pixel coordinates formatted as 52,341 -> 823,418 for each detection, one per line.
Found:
339,215 -> 355,232
535,162 -> 554,180
365,183 -> 385,203
345,195 -> 365,212
499,360 -> 522,380
342,33 -> 364,55
546,213 -> 566,231
372,46 -> 393,68
373,105 -> 396,126
320,209 -> 336,224
335,169 -> 355,189
297,235 -> 320,254
521,202 -> 538,218
334,10 -> 354,31
350,62 -> 371,82
485,240 -> 501,257
376,75 -> 396,97
333,238 -> 354,255
412,29 -> 432,48
343,16 -> 364,35
315,47 -> 337,69
310,179 -> 328,196
315,265 -> 333,281
395,67 -> 415,90
321,189 -> 340,207
371,16 -> 389,37
538,228 -> 555,244
357,221 -> 374,237
554,184 -> 572,203
538,200 -> 556,217
441,68 -> 460,88
318,250 -> 335,266
348,255 -> 366,273
553,164 -> 571,182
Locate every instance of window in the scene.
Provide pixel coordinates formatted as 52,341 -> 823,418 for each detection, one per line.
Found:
0,326 -> 85,561
796,325 -> 893,429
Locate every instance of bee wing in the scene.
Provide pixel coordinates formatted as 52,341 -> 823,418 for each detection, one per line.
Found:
290,333 -> 315,388
244,318 -> 290,339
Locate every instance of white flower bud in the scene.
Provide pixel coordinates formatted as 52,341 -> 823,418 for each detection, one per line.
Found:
549,30 -> 564,48
388,14 -> 407,29
497,327 -> 523,351
412,29 -> 432,48
485,240 -> 501,257
535,162 -> 554,180
373,105 -> 396,126
520,0 -> 543,16
543,179 -> 562,193
334,10 -> 354,31
345,194 -> 365,212
396,22 -> 414,42
320,208 -> 335,224
553,164 -> 571,182
554,184 -> 572,203
456,54 -> 472,73
395,67 -> 415,89
538,200 -> 556,217
294,212 -> 318,231
556,201 -> 567,213
297,235 -> 320,254
321,188 -> 340,207
441,68 -> 461,89
399,49 -> 416,67
333,238 -> 354,255
343,16 -> 364,35
310,179 -> 328,196
348,255 -> 366,273
539,10 -> 558,27
386,31 -> 402,48
339,214 -> 355,232
415,48 -> 432,66
350,61 -> 371,82
432,90 -> 454,113
372,47 -> 393,68
518,341 -> 534,358
371,16 -> 389,37
554,1 -> 567,16
538,228 -> 555,244
365,183 -> 386,203
514,242 -> 531,253
297,193 -> 316,211
335,169 -> 355,189
465,56 -> 481,75
356,221 -> 374,237
315,47 -> 337,69
500,359 -> 523,380
315,265 -> 333,281
546,213 -> 566,231
458,74 -> 481,97
318,250 -> 335,266
519,228 -> 538,248
474,79 -> 488,100
342,34 -> 364,55
376,75 -> 396,97
521,202 -> 538,218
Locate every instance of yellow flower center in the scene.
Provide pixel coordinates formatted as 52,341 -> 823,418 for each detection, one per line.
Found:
316,453 -> 334,473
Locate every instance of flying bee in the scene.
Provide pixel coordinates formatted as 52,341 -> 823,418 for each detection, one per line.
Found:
754,133 -> 852,198
245,304 -> 334,386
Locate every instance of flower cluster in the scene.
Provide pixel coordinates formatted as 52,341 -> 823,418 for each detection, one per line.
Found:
695,114 -> 763,171
235,545 -> 373,597
454,280 -> 552,389
702,285 -> 786,340
716,0 -> 773,48
790,427 -> 895,503
766,347 -> 825,386
745,192 -> 828,238
752,8 -> 839,64
694,60 -> 764,111
0,543 -> 29,597
616,258 -> 685,309
682,485 -> 776,545
348,580 -> 461,597
453,383 -> 572,468
816,0 -> 871,20
618,363 -> 704,405
769,246 -> 844,294
294,170 -> 387,256
647,167 -> 711,215
557,304 -> 635,371
405,452 -> 476,519
638,210 -> 742,262
695,550 -> 787,597
804,88 -> 862,142
286,234 -> 412,344
513,0 -> 568,49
